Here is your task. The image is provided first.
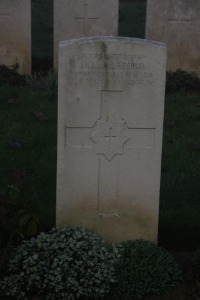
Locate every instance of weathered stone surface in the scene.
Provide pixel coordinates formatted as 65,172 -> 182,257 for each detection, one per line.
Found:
54,0 -> 119,69
56,36 -> 166,243
0,0 -> 31,74
146,0 -> 200,74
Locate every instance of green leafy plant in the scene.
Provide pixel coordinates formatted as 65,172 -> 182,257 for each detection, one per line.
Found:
0,185 -> 40,271
25,70 -> 57,93
113,239 -> 183,299
0,185 -> 40,238
166,69 -> 200,94
0,226 -> 116,300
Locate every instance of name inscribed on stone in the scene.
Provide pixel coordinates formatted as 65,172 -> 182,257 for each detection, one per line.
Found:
67,52 -> 154,88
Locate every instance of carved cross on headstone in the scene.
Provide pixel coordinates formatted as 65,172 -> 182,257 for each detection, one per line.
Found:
90,119 -> 129,161
74,2 -> 98,36
104,127 -> 117,146
168,0 -> 192,47
64,90 -> 155,216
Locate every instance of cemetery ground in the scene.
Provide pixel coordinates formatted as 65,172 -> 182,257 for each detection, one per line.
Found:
1,68 -> 200,300
0,67 -> 200,300
1,0 -> 200,299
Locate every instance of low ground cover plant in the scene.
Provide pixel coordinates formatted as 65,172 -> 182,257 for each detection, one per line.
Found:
0,183 -> 40,273
113,240 -> 183,299
0,226 -> 116,300
0,226 -> 184,300
25,70 -> 57,93
166,69 -> 200,94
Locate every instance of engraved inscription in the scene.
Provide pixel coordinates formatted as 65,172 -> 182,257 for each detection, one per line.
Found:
74,2 -> 98,36
168,0 -> 192,47
68,51 -> 154,87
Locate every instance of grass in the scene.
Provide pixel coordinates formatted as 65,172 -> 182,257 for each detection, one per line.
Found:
0,86 -> 57,231
0,0 -> 200,251
159,94 -> 200,249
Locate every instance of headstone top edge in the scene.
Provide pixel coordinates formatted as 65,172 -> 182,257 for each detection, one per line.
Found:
59,36 -> 166,49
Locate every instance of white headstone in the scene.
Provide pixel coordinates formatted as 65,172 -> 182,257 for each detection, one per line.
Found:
56,36 -> 166,243
54,0 -> 119,69
0,0 -> 31,74
146,0 -> 200,74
